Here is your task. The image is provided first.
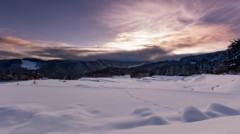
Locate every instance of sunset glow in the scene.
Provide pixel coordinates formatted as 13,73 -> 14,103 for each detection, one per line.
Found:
0,0 -> 239,61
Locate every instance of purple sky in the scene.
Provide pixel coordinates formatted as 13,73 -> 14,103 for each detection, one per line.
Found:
0,0 -> 239,61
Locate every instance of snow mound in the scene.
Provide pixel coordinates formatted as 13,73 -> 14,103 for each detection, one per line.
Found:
136,79 -> 151,83
151,76 -> 183,81
21,60 -> 39,70
11,108 -> 95,134
182,74 -> 208,82
207,103 -> 240,116
223,79 -> 240,93
110,116 -> 168,129
180,106 -> 208,122
79,78 -> 118,83
17,113 -> 74,134
0,107 -> 34,127
192,75 -> 208,82
131,108 -> 153,117
112,75 -> 131,79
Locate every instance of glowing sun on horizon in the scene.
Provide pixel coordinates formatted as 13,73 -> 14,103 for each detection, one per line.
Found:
104,30 -> 173,51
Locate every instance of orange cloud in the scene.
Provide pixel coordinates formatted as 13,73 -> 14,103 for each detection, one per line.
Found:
0,36 -> 32,48
0,36 -> 117,60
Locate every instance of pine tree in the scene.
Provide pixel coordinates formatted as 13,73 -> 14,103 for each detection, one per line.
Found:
223,39 -> 240,73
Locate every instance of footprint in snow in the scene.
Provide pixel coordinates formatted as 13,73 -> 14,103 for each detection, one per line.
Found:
211,85 -> 220,91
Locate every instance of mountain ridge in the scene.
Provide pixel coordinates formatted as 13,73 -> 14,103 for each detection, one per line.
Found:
1,37 -> 240,81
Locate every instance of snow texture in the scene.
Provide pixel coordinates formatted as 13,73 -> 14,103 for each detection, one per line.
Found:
0,74 -> 240,134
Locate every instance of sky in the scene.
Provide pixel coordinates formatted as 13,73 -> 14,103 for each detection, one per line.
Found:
0,0 -> 239,61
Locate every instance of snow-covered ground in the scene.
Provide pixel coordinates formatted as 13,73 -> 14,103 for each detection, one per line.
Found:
0,74 -> 240,134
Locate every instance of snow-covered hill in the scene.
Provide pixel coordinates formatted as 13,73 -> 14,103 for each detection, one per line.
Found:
0,74 -> 240,134
21,60 -> 39,70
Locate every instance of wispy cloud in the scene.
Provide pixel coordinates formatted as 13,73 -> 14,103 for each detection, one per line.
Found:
0,36 -> 173,61
27,45 -> 170,61
0,50 -> 26,59
0,36 -> 34,48
100,0 -> 239,54
0,0 -> 239,61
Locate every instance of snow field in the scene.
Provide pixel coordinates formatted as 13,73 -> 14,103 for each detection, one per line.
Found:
0,74 -> 240,134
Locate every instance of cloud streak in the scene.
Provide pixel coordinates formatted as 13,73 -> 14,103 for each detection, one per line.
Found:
0,36 -> 174,61
0,50 -> 26,59
100,0 -> 239,54
28,45 -> 170,61
0,0 -> 239,61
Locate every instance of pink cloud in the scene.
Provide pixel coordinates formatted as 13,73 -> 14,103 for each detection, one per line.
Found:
99,0 -> 239,54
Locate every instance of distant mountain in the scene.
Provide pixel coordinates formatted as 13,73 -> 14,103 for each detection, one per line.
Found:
1,38 -> 240,81
130,51 -> 225,77
92,39 -> 240,78
85,51 -> 225,78
0,58 -> 147,80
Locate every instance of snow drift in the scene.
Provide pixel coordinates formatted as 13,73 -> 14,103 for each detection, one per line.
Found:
0,74 -> 240,134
